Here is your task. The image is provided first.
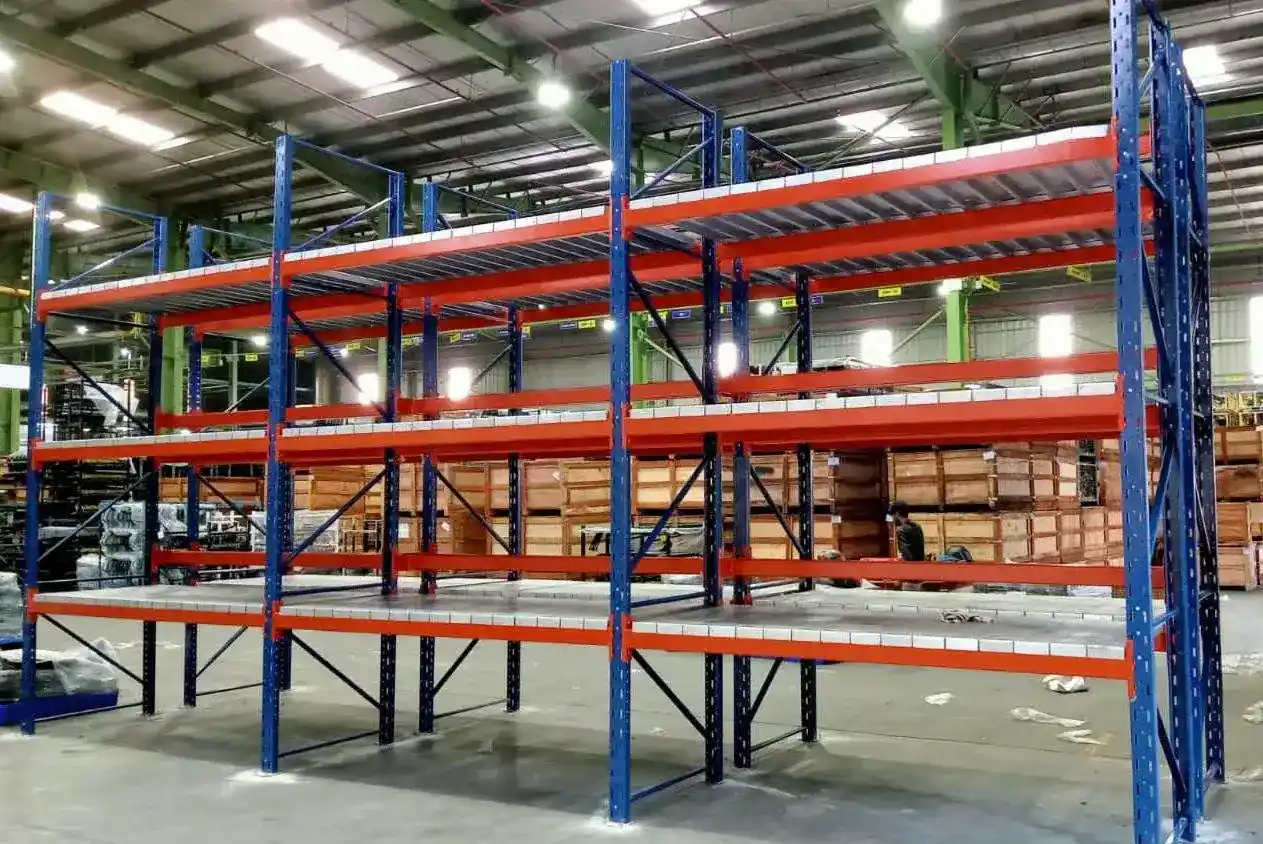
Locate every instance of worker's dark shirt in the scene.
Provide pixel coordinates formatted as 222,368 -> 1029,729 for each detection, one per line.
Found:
896,521 -> 926,562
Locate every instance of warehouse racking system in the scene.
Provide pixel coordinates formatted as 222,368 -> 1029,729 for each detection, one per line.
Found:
15,2 -> 1223,841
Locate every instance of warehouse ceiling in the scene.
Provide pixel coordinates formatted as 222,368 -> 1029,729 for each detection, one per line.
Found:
1,0 -> 1262,259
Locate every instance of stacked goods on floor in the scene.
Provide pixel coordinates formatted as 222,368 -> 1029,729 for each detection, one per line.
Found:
1212,426 -> 1263,590
886,442 -> 1080,564
160,470 -> 264,508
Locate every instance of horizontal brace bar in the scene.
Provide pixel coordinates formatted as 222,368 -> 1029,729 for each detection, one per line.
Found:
197,682 -> 262,698
750,726 -> 804,754
631,766 -> 709,804
434,698 -> 506,721
278,729 -> 379,760
631,590 -> 708,609
36,700 -> 145,724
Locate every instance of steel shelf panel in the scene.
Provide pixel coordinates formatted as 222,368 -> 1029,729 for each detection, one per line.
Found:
30,577 -> 1150,676
35,127 -> 1124,322
33,384 -> 1134,465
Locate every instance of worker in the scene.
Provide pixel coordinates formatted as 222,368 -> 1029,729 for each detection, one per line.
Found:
889,500 -> 926,562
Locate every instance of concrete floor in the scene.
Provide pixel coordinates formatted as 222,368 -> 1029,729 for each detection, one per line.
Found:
4,592 -> 1263,844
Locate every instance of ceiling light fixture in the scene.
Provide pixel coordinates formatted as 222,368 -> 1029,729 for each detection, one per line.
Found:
75,325 -> 88,336
39,90 -> 177,149
938,278 -> 964,296
536,78 -> 572,109
0,193 -> 33,214
255,18 -> 400,91
758,300 -> 777,317
902,0 -> 943,28
1183,44 -> 1228,88
836,110 -> 913,144
250,334 -> 268,348
62,219 -> 99,233
602,317 -> 616,333
0,48 -> 15,75
717,341 -> 738,378
446,366 -> 473,402
75,192 -> 101,211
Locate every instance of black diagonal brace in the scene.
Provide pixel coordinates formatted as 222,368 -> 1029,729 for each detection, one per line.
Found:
749,464 -> 806,557
290,633 -> 382,712
633,456 -> 708,569
195,472 -> 266,536
632,651 -> 706,738
290,309 -> 388,419
39,471 -> 150,564
45,338 -> 149,432
434,466 -> 512,553
630,272 -> 704,396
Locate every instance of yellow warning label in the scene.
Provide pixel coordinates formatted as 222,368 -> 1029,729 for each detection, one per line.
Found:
974,275 -> 1000,292
877,286 -> 903,298
1067,265 -> 1092,282
578,318 -> 598,330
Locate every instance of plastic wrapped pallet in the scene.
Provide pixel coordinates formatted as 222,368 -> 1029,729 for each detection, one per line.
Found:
0,572 -> 20,638
0,639 -> 120,700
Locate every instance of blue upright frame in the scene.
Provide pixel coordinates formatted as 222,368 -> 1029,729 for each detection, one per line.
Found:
728,128 -> 818,767
607,58 -> 726,823
1112,3 -> 1221,842
21,194 -> 170,732
259,137 -> 409,771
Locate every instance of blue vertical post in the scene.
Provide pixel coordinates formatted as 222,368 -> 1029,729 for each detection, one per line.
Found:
418,182 -> 440,734
141,216 -> 168,718
277,335 -> 297,693
261,134 -> 294,774
1152,30 -> 1200,835
183,225 -> 206,709
1110,3 -> 1161,841
1191,97 -> 1224,789
607,58 -> 634,825
729,129 -> 755,769
795,268 -> 817,743
506,303 -> 523,712
379,170 -> 406,746
700,107 -> 725,787
19,191 -> 53,735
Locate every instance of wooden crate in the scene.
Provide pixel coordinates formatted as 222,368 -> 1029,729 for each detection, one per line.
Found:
830,451 -> 885,507
490,515 -> 567,556
833,516 -> 886,558
160,475 -> 263,506
887,446 -> 1034,508
1218,544 -> 1259,590
913,513 -> 1032,562
437,509 -> 492,556
749,514 -> 834,559
751,454 -> 834,510
636,457 -> 709,510
437,463 -> 492,514
1215,464 -> 1262,501
562,460 -> 611,514
1215,427 -> 1263,464
488,460 -> 569,512
1217,502 -> 1251,545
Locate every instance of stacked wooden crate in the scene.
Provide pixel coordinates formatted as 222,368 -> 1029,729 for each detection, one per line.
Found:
159,474 -> 264,506
886,442 -> 1080,563
1213,427 -> 1263,589
828,451 -> 887,560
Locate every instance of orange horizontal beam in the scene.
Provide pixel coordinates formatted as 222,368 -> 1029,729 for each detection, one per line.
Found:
397,553 -> 703,576
724,351 -> 1152,396
162,291 -> 387,331
728,193 -> 1138,273
38,262 -> 269,319
273,612 -> 610,646
732,559 -> 1165,588
33,598 -> 262,628
31,437 -> 268,466
398,381 -> 695,414
282,214 -> 609,279
627,630 -> 1134,680
628,133 -> 1117,230
154,549 -> 265,567
278,420 -> 611,462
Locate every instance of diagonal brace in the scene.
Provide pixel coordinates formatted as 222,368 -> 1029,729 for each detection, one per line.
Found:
749,465 -> 806,558
195,472 -> 266,536
287,468 -> 385,562
290,310 -> 388,419
45,339 -> 148,431
195,627 -> 248,679
633,457 -> 708,569
433,639 -> 479,696
39,471 -> 151,564
290,633 -> 382,712
434,466 -> 511,553
630,273 -> 704,396
42,616 -> 143,686
631,651 -> 707,738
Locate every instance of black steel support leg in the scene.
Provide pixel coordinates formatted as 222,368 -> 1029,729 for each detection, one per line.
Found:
278,631 -> 293,691
183,624 -> 198,707
379,634 -> 396,744
705,653 -> 723,783
800,660 -> 817,742
142,620 -> 157,716
733,655 -> 753,768
506,642 -> 521,712
419,636 -> 436,733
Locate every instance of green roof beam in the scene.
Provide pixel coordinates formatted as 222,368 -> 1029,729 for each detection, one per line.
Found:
876,0 -> 1040,144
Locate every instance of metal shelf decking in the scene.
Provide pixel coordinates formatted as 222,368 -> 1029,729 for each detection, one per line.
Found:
35,126 -> 1126,326
17,7 -> 1224,842
31,578 -> 1150,680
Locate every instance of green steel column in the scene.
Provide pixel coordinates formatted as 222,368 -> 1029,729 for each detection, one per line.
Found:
942,104 -> 970,363
0,248 -> 23,454
229,340 -> 240,408
161,230 -> 186,414
630,312 -> 651,397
